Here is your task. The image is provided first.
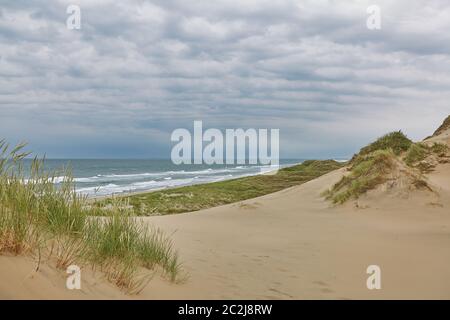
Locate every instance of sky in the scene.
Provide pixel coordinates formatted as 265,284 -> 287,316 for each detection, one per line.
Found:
0,0 -> 449,159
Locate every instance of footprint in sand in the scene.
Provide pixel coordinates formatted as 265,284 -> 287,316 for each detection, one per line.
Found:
313,280 -> 335,294
268,287 -> 294,299
313,280 -> 328,286
237,202 -> 261,210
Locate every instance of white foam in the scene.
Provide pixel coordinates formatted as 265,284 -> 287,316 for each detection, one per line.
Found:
61,168 -> 241,184
72,163 -> 300,197
77,178 -> 198,197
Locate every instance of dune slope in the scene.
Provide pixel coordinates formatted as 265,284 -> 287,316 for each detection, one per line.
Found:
137,166 -> 450,299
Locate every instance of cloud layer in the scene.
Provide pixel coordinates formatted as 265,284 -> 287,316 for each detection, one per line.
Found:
1,0 -> 449,158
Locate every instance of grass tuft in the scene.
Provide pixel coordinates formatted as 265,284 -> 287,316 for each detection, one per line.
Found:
324,149 -> 395,204
404,143 -> 429,166
431,142 -> 449,157
403,142 -> 448,172
350,131 -> 412,165
324,128 -> 448,204
0,140 -> 181,292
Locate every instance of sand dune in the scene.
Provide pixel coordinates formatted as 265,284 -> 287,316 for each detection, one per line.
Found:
136,166 -> 450,299
2,164 -> 450,299
427,115 -> 450,144
1,127 -> 450,299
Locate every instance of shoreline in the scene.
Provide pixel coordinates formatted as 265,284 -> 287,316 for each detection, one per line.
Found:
1,117 -> 449,299
4,161 -> 449,299
94,160 -> 344,215
88,161 -> 306,201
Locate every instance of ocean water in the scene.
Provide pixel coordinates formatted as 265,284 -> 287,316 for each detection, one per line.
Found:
23,159 -> 302,197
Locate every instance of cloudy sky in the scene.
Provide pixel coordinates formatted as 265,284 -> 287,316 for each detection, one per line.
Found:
1,0 -> 449,159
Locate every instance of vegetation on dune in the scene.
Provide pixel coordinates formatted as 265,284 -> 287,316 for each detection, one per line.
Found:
404,143 -> 429,166
323,149 -> 396,204
404,142 -> 449,172
99,160 -> 344,215
0,140 -> 181,292
350,131 -> 412,164
3,114 -> 447,289
325,129 -> 449,204
430,142 -> 449,157
1,140 -> 343,289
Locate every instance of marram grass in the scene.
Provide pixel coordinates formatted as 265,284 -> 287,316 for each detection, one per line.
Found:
324,131 -> 412,204
323,131 -> 449,204
0,140 -> 181,292
323,149 -> 395,204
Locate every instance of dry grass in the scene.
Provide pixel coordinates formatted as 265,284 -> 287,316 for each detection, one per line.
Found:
323,149 -> 395,204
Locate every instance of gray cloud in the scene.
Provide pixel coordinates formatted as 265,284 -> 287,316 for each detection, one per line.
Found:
0,0 -> 449,158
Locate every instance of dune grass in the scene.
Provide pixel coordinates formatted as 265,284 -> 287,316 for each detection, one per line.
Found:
404,143 -> 429,166
0,140 -> 181,292
324,131 -> 417,204
323,149 -> 396,204
351,131 -> 412,163
404,142 -> 449,171
430,142 -> 449,157
99,160 -> 344,215
324,131 -> 447,204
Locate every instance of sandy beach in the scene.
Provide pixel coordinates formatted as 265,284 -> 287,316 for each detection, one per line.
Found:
3,1 -> 450,303
1,146 -> 449,299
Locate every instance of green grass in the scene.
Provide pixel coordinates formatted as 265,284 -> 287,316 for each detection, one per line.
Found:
100,160 -> 344,215
0,140 -> 181,292
327,131 -> 414,204
404,143 -> 429,166
324,149 -> 396,204
84,213 -> 181,284
351,131 -> 412,164
0,139 -> 342,290
431,142 -> 449,157
403,142 -> 448,172
324,131 -> 412,204
324,131 -> 448,204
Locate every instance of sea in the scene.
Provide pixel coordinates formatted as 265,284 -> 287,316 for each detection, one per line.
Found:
23,159 -> 304,197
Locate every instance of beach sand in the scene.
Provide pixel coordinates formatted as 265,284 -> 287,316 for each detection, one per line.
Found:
1,159 -> 449,299
1,125 -> 450,299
